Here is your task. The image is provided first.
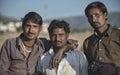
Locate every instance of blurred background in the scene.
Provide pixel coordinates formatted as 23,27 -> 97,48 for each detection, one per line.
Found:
0,0 -> 120,50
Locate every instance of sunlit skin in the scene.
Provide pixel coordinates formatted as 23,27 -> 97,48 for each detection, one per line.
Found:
50,28 -> 68,53
87,8 -> 108,34
22,20 -> 42,47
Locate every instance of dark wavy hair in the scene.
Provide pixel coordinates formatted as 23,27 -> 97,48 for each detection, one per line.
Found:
48,19 -> 70,34
22,11 -> 43,26
85,1 -> 108,17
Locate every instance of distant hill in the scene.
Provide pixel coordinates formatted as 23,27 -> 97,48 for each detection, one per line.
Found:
107,12 -> 120,26
0,14 -> 19,23
1,12 -> 120,30
45,12 -> 120,30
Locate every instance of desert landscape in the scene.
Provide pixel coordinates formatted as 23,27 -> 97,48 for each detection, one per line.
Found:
0,31 -> 92,51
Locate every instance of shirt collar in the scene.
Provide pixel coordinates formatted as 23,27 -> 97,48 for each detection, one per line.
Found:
46,47 -> 72,57
106,24 -> 112,36
94,24 -> 112,37
16,33 -> 44,49
16,34 -> 23,48
48,48 -> 55,55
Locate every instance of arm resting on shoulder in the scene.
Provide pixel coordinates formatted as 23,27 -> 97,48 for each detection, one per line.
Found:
49,39 -> 79,68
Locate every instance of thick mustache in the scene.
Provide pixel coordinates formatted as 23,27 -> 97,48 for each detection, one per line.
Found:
93,22 -> 99,24
55,41 -> 62,43
27,32 -> 35,35
93,22 -> 98,23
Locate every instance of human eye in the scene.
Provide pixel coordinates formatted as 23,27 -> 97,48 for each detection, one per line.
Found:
33,25 -> 38,28
87,14 -> 93,19
24,24 -> 30,27
95,13 -> 102,18
59,34 -> 64,37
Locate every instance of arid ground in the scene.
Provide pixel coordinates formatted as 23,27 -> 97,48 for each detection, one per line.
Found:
0,31 -> 92,51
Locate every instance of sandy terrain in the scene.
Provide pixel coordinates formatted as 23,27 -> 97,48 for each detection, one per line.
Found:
0,31 -> 92,51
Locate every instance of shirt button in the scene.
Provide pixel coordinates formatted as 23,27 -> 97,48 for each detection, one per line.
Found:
99,49 -> 102,51
99,57 -> 102,61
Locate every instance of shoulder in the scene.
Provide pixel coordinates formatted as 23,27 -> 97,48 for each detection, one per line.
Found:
84,34 -> 95,42
36,38 -> 47,50
0,37 -> 17,54
111,27 -> 120,34
66,50 -> 86,59
3,37 -> 17,46
65,50 -> 87,64
110,27 -> 120,39
39,38 -> 51,51
37,49 -> 53,67
83,33 -> 95,47
69,50 -> 83,54
40,49 -> 54,60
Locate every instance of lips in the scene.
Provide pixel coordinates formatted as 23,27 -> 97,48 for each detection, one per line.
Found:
56,42 -> 61,44
54,41 -> 62,46
93,22 -> 99,25
27,33 -> 33,36
90,22 -> 100,29
93,22 -> 100,27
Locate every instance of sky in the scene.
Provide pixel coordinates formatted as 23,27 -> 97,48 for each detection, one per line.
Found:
0,0 -> 120,20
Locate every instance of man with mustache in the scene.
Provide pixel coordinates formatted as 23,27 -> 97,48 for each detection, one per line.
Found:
0,12 -> 77,75
35,20 -> 88,75
83,1 -> 120,75
0,12 -> 45,75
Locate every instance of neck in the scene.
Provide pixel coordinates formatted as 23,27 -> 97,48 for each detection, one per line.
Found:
53,45 -> 68,54
53,47 -> 62,53
96,24 -> 108,35
22,37 -> 36,48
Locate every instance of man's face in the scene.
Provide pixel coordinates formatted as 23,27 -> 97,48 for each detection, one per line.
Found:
23,20 -> 41,40
87,8 -> 107,30
50,28 -> 68,49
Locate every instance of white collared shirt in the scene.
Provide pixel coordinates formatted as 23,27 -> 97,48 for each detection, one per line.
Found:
36,49 -> 88,75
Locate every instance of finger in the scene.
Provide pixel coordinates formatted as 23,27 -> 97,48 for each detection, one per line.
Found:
52,58 -> 57,68
49,57 -> 53,69
50,57 -> 56,68
55,59 -> 59,67
75,40 -> 78,47
54,60 -> 58,67
52,58 -> 59,69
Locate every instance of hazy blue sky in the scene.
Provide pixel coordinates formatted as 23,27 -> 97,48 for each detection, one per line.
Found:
0,0 -> 120,20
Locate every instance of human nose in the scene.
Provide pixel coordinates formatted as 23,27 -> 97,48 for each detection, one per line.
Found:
92,15 -> 97,22
29,26 -> 33,32
56,35 -> 60,41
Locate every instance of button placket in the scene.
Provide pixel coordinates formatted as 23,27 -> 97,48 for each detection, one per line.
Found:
98,39 -> 103,61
